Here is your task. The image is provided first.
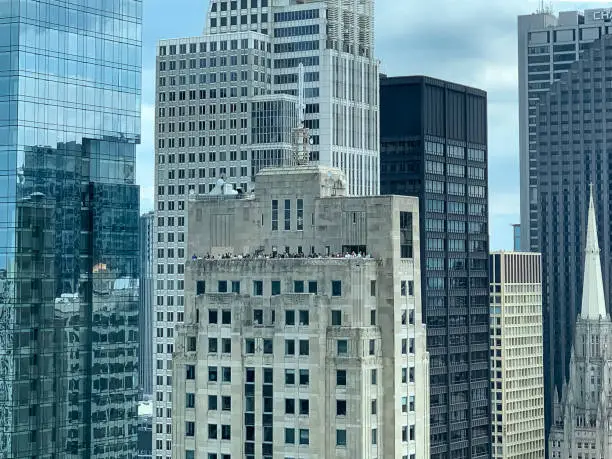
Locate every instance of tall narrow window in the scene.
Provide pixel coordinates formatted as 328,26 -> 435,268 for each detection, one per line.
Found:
284,199 -> 291,230
297,199 -> 303,230
399,212 -> 413,258
272,200 -> 278,230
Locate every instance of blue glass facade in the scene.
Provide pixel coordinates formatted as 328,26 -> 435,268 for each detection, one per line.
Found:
0,1 -> 142,458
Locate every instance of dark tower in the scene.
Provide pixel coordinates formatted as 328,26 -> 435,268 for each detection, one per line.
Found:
380,76 -> 490,459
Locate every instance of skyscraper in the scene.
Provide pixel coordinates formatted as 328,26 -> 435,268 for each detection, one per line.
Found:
518,7 -> 612,251
511,224 -> 521,251
153,1 -> 379,455
172,164 -> 429,459
489,252 -> 545,459
0,1 -> 142,457
140,212 -> 155,397
379,76 -> 490,459
535,33 -> 612,435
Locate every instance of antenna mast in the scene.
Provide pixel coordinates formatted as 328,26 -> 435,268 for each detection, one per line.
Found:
298,63 -> 305,126
292,63 -> 310,166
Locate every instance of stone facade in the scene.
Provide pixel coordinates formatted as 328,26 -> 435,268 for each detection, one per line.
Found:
549,190 -> 612,459
171,165 -> 429,458
489,252 -> 545,458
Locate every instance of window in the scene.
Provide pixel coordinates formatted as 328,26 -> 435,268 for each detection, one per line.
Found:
336,370 -> 347,386
188,336 -> 196,352
208,338 -> 218,353
222,396 -> 232,411
285,310 -> 295,325
331,280 -> 342,296
297,369 -> 309,385
222,367 -> 231,382
186,421 -> 195,436
253,280 -> 263,296
221,338 -> 231,354
285,428 -> 295,444
299,399 -> 309,415
371,369 -> 377,385
254,309 -> 263,324
231,281 -> 240,293
294,280 -> 304,293
336,399 -> 346,416
218,280 -> 227,293
331,310 -> 342,325
297,199 -> 304,230
271,200 -> 278,230
196,280 -> 205,295
299,339 -> 309,355
299,310 -> 309,325
336,429 -> 347,446
284,199 -> 291,230
208,424 -> 217,439
371,428 -> 377,445
370,280 -> 376,296
208,366 -> 218,382
285,369 -> 295,385
285,398 -> 295,414
371,399 -> 377,415
400,212 -> 413,258
245,338 -> 255,353
186,365 -> 195,379
337,339 -> 348,355
221,424 -> 231,440
186,393 -> 195,408
271,280 -> 281,295
369,339 -> 375,355
285,339 -> 295,355
308,280 -> 318,294
263,339 -> 273,354
299,429 -> 309,445
208,309 -> 218,324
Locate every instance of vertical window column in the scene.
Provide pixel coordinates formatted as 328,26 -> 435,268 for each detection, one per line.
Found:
271,200 -> 278,230
297,199 -> 303,230
262,368 -> 273,458
284,199 -> 291,230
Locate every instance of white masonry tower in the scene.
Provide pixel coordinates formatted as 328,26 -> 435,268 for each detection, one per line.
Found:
549,185 -> 612,458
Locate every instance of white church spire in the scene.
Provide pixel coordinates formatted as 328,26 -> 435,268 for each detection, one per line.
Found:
581,184 -> 608,320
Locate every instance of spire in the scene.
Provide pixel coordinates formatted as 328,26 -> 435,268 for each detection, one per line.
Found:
580,184 -> 608,320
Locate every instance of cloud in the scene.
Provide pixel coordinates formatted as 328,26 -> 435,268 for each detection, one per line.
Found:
374,0 -> 527,247
140,0 -> 610,246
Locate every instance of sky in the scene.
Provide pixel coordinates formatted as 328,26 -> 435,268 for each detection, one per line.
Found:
137,0 -> 611,250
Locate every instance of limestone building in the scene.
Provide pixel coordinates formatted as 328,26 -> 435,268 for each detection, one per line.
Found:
549,189 -> 612,458
489,252 -> 545,459
170,165 -> 429,458
154,1 -> 380,452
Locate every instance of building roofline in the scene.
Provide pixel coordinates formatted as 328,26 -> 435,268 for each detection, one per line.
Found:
380,75 -> 487,97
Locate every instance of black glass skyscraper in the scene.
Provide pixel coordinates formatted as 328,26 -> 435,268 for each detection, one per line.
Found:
535,34 -> 612,436
0,1 -> 142,457
380,76 -> 490,459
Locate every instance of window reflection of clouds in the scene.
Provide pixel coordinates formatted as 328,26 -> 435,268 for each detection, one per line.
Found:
0,1 -> 142,457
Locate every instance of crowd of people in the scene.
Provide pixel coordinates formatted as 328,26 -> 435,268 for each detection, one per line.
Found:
191,250 -> 372,261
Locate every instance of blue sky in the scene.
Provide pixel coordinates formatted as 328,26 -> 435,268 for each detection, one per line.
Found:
137,0 -> 608,250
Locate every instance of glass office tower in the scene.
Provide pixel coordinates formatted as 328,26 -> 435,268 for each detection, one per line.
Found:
0,1 -> 142,458
380,75 -> 490,459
